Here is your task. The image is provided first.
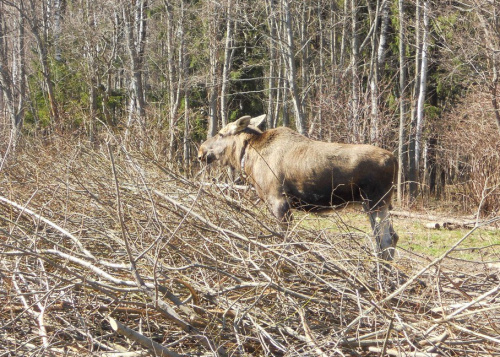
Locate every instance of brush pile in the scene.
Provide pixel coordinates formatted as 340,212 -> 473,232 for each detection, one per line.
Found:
1,135 -> 499,356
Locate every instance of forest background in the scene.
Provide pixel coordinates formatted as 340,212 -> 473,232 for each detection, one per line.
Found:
1,0 -> 499,216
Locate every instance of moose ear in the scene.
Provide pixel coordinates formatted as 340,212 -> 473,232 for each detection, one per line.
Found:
250,114 -> 267,130
223,115 -> 251,135
219,116 -> 250,136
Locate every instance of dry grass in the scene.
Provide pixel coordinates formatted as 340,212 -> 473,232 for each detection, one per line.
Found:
1,132 -> 499,356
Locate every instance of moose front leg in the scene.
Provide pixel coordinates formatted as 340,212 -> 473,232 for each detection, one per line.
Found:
268,195 -> 291,224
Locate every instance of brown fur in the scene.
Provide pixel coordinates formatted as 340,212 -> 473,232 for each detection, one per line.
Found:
198,115 -> 399,260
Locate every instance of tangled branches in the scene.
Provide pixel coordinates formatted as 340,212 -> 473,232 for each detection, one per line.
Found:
0,136 -> 499,356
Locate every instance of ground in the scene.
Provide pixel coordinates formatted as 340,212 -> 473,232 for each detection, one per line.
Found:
1,139 -> 499,356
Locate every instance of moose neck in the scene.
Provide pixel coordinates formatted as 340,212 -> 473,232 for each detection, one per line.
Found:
239,141 -> 249,177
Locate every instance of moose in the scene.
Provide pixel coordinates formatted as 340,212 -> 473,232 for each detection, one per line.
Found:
198,114 -> 399,260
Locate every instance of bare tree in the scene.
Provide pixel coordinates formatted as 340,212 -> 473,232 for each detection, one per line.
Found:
164,0 -> 185,159
408,0 -> 422,199
206,1 -> 222,138
266,0 -> 278,129
281,0 -> 305,134
397,0 -> 407,205
415,0 -> 430,176
220,0 -> 236,127
472,0 -> 500,134
123,0 -> 148,132
0,1 -> 26,150
350,0 -> 360,142
53,0 -> 64,62
369,0 -> 390,145
25,0 -> 59,122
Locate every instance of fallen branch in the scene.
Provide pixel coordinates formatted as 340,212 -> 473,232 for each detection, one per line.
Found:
299,308 -> 330,357
0,195 -> 130,269
368,346 -> 441,357
108,317 -> 185,357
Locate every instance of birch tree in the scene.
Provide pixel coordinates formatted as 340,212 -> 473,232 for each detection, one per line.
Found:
281,0 -> 305,134
369,0 -> 390,144
350,0 -> 360,142
397,0 -> 407,205
408,0 -> 422,198
415,0 -> 430,176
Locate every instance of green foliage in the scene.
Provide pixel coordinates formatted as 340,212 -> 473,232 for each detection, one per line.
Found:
425,104 -> 440,121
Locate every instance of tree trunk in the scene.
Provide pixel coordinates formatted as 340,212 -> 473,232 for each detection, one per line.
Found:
397,0 -> 407,206
339,0 -> 348,75
207,3 -> 220,138
368,0 -> 380,144
274,57 -> 284,127
15,8 -> 26,135
415,0 -> 430,176
350,0 -> 360,142
299,2 -> 309,121
123,0 -> 148,132
408,0 -> 422,199
311,0 -> 325,139
53,0 -> 64,62
282,0 -> 305,135
165,1 -> 177,159
0,3 -> 26,149
491,67 -> 500,134
27,0 -> 59,124
369,0 -> 390,145
474,1 -> 500,134
180,1 -> 188,167
220,0 -> 235,127
164,0 -> 184,160
266,0 -> 278,129
282,74 -> 289,127
427,137 -> 437,195
183,89 -> 190,171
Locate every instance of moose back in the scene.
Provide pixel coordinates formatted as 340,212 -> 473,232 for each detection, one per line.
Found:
198,114 -> 399,260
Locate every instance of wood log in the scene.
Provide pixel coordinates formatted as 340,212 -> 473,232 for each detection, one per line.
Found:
391,210 -> 498,231
425,222 -> 443,230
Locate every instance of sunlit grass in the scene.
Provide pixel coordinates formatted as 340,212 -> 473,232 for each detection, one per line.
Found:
294,207 -> 500,262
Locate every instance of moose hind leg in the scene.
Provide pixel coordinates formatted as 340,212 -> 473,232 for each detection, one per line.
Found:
364,204 -> 397,261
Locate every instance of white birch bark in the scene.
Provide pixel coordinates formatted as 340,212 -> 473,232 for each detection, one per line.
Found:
53,0 -> 63,62
397,0 -> 407,205
415,0 -> 430,174
408,0 -> 422,198
369,0 -> 389,144
350,0 -> 360,142
220,0 -> 235,127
